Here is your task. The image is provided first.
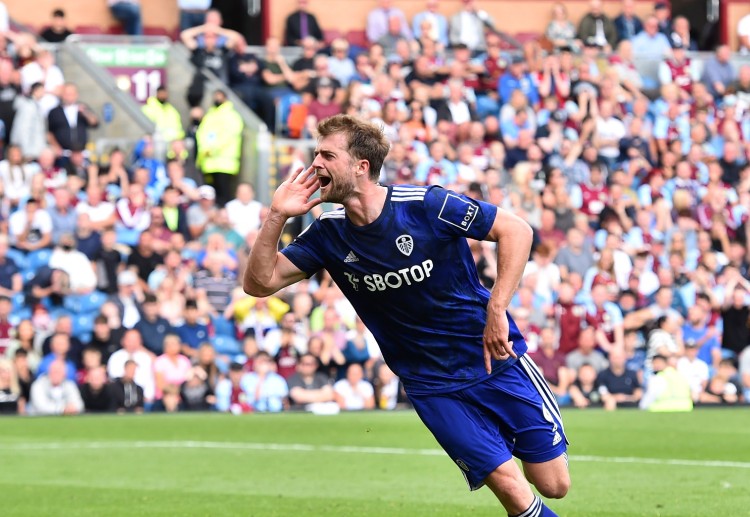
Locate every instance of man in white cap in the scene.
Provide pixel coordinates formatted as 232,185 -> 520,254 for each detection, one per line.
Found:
187,185 -> 217,240
108,269 -> 143,329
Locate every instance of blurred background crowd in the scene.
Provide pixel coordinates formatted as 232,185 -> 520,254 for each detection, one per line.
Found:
1,0 -> 750,417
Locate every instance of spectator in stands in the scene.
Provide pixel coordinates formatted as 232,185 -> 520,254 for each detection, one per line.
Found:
545,3 -> 576,50
671,16 -> 697,51
48,233 -> 97,295
109,270 -> 143,329
0,296 -> 10,355
8,197 -> 52,252
261,36 -> 297,101
174,299 -> 208,358
613,0 -> 643,43
631,14 -> 671,60
178,0 -> 211,32
11,82 -> 46,161
682,304 -> 720,370
567,363 -> 603,408
142,86 -> 185,145
326,39 -> 355,88
566,326 -> 609,374
20,49 -> 63,117
40,9 -> 73,43
677,339 -> 709,402
498,55 -> 539,107
127,231 -> 164,288
181,20 -> 241,88
721,271 -> 750,358
700,358 -> 741,405
366,0 -> 412,45
597,347 -> 642,410
701,45 -> 735,98
29,358 -> 84,415
107,328 -> 155,407
654,2 -> 671,36
0,59 -> 18,148
305,77 -> 343,137
47,188 -> 77,246
449,0 -> 492,53
245,350 -> 290,412
153,333 -> 191,406
111,359 -> 145,413
284,0 -> 323,47
412,0 -> 449,47
334,363 -> 375,411
47,83 -> 99,157
577,0 -> 617,51
187,185 -> 217,240
529,326 -> 572,403
134,294 -> 174,355
108,0 -> 142,36
79,365 -> 115,413
287,352 -> 335,410
0,234 -> 20,299
0,144 -> 39,208
195,89 -> 244,207
0,357 -> 23,414
177,366 -> 213,410
738,347 -> 750,403
228,45 -> 275,133
225,182 -> 263,240
85,315 -> 121,364
215,361 -> 253,413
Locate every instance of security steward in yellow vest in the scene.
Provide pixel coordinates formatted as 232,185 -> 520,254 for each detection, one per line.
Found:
195,89 -> 244,207
141,86 -> 185,144
639,354 -> 693,412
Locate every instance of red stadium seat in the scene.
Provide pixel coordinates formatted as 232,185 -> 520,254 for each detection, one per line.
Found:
74,25 -> 106,35
346,29 -> 369,49
514,31 -> 541,44
323,29 -> 343,46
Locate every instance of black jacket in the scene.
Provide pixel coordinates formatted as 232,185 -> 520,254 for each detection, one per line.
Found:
48,105 -> 98,151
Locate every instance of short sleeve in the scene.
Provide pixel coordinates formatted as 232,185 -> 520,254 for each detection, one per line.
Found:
423,186 -> 498,241
280,219 -> 326,276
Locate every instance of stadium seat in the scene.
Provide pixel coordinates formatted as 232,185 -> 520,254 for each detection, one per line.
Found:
6,248 -> 27,270
74,25 -> 106,35
513,31 -> 541,44
8,307 -> 32,326
323,29 -> 343,46
27,249 -> 52,270
211,316 -> 236,338
345,30 -> 369,49
115,226 -> 142,247
11,293 -> 25,310
72,313 -> 97,336
275,93 -> 303,136
48,307 -> 72,322
211,335 -> 242,356
63,291 -> 107,314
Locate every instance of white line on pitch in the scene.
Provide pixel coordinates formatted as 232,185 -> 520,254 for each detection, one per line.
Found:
1,441 -> 750,469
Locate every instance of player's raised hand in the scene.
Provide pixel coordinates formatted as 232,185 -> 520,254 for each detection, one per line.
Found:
270,166 -> 323,218
483,305 -> 516,374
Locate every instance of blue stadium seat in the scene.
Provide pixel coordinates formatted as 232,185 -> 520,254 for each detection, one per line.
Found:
115,226 -> 142,247
63,291 -> 107,314
211,316 -> 236,338
11,293 -> 26,310
275,93 -> 302,136
6,248 -> 27,270
27,249 -> 52,270
8,307 -> 32,326
72,313 -> 97,335
211,335 -> 241,356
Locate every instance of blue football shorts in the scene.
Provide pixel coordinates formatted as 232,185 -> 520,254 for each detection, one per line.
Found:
408,354 -> 569,490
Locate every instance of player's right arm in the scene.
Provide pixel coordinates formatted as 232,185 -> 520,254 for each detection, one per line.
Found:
243,167 -> 322,297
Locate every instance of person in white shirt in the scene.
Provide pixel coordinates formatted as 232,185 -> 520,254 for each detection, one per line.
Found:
225,183 -> 263,238
738,13 -> 750,54
8,197 -> 52,251
676,341 -> 709,401
449,0 -> 492,52
20,50 -> 64,116
76,183 -> 116,231
333,363 -> 375,411
107,328 -> 155,404
592,100 -> 625,169
412,0 -> 449,47
48,234 -> 97,294
0,145 -> 40,208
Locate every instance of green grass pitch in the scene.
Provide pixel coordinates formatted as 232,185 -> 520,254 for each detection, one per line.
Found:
1,409 -> 749,516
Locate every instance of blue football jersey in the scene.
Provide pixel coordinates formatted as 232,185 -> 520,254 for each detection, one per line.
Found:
280,185 -> 529,395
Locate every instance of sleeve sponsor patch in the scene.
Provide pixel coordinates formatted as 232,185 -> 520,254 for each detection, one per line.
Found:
437,193 -> 479,232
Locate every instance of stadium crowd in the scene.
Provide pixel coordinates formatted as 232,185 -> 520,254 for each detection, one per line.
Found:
1,0 -> 750,416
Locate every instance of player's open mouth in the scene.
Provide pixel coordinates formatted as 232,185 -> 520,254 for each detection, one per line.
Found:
318,176 -> 332,188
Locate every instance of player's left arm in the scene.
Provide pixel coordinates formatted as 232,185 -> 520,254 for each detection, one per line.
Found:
482,207 -> 534,373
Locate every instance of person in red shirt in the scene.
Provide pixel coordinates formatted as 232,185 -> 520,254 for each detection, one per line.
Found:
529,326 -> 572,403
554,282 -> 585,356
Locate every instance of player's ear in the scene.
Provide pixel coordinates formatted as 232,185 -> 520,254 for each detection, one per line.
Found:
356,159 -> 369,178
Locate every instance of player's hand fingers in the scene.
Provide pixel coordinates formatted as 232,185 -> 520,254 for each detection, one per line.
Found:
303,198 -> 324,211
484,345 -> 492,375
503,340 -> 517,359
290,166 -> 311,183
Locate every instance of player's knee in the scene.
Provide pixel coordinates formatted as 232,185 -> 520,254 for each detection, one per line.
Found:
536,475 -> 570,499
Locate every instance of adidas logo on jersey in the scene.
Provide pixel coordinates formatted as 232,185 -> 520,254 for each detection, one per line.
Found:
344,251 -> 359,263
552,432 -> 562,446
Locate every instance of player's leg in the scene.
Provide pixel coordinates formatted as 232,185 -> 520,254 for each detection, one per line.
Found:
521,454 -> 571,499
409,389 -> 547,516
514,354 -> 571,499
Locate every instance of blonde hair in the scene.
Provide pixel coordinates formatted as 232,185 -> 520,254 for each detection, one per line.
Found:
0,358 -> 20,395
